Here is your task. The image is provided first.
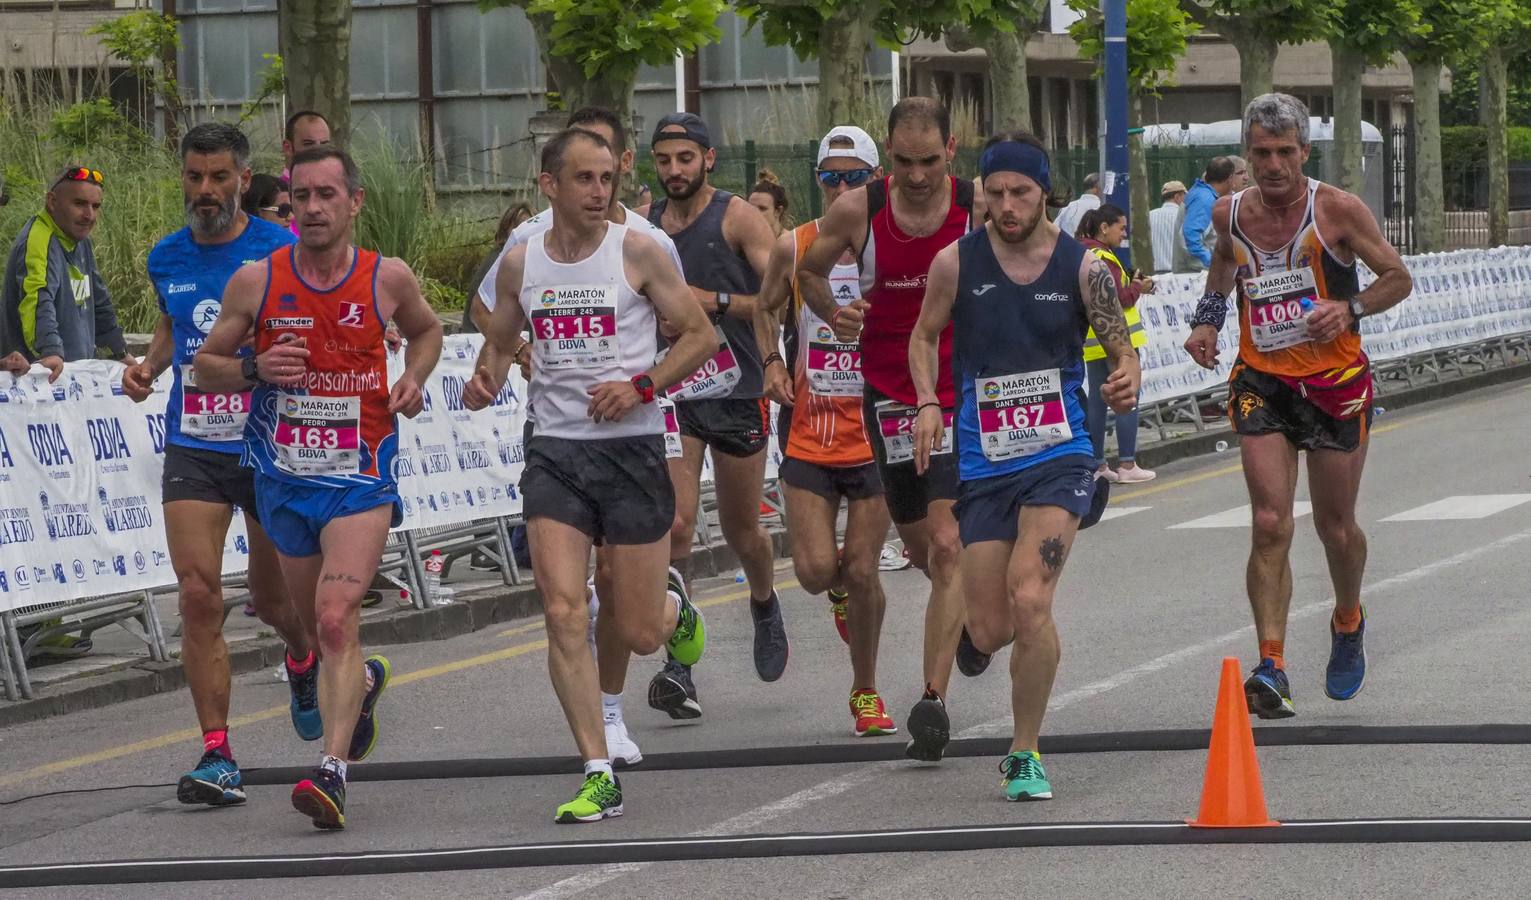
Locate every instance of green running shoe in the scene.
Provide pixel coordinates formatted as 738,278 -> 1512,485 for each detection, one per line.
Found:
999,750 -> 1053,801
555,771 -> 624,824
665,571 -> 705,667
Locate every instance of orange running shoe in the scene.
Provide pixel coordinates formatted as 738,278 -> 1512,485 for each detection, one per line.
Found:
850,688 -> 897,737
828,589 -> 850,644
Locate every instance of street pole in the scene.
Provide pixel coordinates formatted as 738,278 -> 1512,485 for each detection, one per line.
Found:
1102,0 -> 1131,269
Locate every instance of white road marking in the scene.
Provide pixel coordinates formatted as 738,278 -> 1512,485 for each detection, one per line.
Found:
1099,506 -> 1152,522
1169,502 -> 1312,530
1380,494 -> 1531,522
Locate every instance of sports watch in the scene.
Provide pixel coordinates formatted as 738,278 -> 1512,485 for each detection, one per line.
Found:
1347,297 -> 1366,322
240,354 -> 261,385
631,373 -> 656,404
713,292 -> 731,323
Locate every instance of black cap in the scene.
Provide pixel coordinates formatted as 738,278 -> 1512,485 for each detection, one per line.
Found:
652,112 -> 711,150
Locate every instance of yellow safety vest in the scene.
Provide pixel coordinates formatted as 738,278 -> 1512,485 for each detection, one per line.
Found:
1083,246 -> 1147,361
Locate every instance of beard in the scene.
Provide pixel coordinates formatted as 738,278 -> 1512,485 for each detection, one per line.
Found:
662,169 -> 706,202
186,194 -> 239,238
993,204 -> 1046,245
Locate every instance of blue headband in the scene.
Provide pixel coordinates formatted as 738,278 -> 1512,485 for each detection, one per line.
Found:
979,141 -> 1052,193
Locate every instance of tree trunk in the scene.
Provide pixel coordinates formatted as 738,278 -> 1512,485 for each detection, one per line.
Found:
278,0 -> 352,145
527,12 -> 635,144
816,5 -> 875,132
1482,45 -> 1510,246
1411,58 -> 1445,252
1231,30 -> 1277,110
1330,41 -> 1366,194
1129,90 -> 1153,271
983,28 -> 1031,132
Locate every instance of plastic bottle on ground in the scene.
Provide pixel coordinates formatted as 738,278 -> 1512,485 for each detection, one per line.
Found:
424,550 -> 444,604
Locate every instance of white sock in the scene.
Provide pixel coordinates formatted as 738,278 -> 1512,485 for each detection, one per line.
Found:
584,758 -> 613,777
364,664 -> 376,692
321,754 -> 348,781
602,692 -> 624,723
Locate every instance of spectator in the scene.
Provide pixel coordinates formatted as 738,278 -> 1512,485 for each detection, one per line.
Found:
1149,180 -> 1187,274
747,170 -> 789,238
241,173 -> 291,229
1076,204 -> 1155,484
282,110 -> 332,174
1054,171 -> 1102,240
460,202 -> 533,336
1175,156 -> 1237,272
1229,155 -> 1251,191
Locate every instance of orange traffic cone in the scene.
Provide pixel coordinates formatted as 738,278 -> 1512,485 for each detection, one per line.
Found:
1188,656 -> 1279,828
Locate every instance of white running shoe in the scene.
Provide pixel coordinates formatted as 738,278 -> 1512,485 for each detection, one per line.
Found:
604,717 -> 643,767
878,543 -> 912,571
1115,464 -> 1157,484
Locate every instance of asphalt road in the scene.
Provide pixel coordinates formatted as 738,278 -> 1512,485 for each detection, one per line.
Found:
3,380 -> 1531,899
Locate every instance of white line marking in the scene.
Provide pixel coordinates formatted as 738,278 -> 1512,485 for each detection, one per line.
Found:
1099,506 -> 1152,522
1169,502 -> 1312,530
1381,494 -> 1531,522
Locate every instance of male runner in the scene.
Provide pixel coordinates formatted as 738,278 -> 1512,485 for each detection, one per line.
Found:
797,97 -> 986,762
645,112 -> 785,714
472,105 -> 688,763
123,123 -> 316,807
756,125 -> 895,737
463,128 -> 714,823
195,146 -> 443,828
1184,94 -> 1411,717
909,132 -> 1135,800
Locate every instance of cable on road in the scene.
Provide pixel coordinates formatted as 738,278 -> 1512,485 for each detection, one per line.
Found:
5,817 -> 1531,887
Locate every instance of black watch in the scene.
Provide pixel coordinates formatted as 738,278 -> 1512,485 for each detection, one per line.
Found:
1347,297 -> 1365,322
240,355 -> 261,385
713,292 -> 731,323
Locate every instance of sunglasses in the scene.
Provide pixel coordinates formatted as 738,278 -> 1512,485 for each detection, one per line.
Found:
54,167 -> 104,189
261,203 -> 293,218
816,168 -> 875,187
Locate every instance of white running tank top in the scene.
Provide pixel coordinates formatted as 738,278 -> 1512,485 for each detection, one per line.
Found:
518,222 -> 662,439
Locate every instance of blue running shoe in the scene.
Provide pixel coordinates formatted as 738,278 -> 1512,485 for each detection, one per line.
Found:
1325,607 -> 1367,701
347,655 -> 392,762
999,750 -> 1053,801
177,750 -> 247,806
286,656 -> 323,742
291,765 -> 346,830
1243,658 -> 1295,719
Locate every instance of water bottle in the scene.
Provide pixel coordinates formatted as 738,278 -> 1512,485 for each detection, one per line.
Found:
424,549 -> 444,604
1215,440 -> 1229,452
733,568 -> 746,584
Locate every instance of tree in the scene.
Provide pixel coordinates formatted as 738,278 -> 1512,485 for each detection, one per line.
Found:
943,2 -> 1050,133
278,0 -> 352,146
1324,0 -> 1424,195
1475,0 -> 1531,245
1070,0 -> 1200,269
88,11 -> 185,143
1177,0 -> 1330,109
479,0 -> 723,133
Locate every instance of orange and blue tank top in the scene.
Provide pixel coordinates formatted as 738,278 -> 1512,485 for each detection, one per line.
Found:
244,245 -> 396,487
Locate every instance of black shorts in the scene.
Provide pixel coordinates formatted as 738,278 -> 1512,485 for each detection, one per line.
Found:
1229,361 -> 1372,453
161,443 -> 260,520
675,396 -> 770,458
779,457 -> 883,502
862,385 -> 960,525
520,434 -> 675,545
953,455 -> 1100,546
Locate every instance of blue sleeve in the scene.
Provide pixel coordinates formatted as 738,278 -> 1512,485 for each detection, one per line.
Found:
1182,193 -> 1212,267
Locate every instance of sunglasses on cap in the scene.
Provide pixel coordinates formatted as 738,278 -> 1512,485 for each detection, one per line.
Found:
262,203 -> 293,219
54,167 -> 104,189
816,168 -> 875,187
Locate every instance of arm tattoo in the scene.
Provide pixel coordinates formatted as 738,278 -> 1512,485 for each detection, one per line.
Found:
1084,259 -> 1131,352
1039,536 -> 1067,572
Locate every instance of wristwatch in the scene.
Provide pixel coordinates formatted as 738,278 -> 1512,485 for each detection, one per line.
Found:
1347,297 -> 1366,322
240,355 -> 261,385
713,292 -> 731,323
631,373 -> 656,404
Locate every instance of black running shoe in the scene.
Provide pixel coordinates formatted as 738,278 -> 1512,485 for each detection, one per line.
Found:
905,686 -> 951,762
648,658 -> 702,720
750,590 -> 789,682
955,626 -> 992,677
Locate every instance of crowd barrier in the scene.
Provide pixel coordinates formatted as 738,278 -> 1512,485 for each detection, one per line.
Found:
2,246 -> 1528,701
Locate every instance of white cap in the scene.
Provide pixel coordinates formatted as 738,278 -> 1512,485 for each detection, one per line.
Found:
817,126 -> 879,168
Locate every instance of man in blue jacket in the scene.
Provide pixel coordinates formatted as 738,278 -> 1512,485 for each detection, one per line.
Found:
1175,156 -> 1237,272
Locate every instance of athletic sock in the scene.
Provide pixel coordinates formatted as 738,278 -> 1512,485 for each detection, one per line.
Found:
1333,606 -> 1362,634
1258,640 -> 1285,670
320,755 -> 348,782
584,758 -> 613,777
203,729 -> 231,759
286,650 -> 315,675
601,692 -> 623,723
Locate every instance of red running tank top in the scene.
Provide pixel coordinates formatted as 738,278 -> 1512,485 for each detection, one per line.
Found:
858,175 -> 973,406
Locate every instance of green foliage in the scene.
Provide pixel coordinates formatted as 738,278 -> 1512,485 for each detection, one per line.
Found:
1323,0 -> 1426,64
1441,50 -> 1531,125
478,0 -> 724,80
49,99 -> 138,149
1068,0 -> 1200,96
1441,125 -> 1531,166
736,1 -> 1048,59
1178,0 -> 1331,44
1405,0 -> 1497,66
89,11 -> 180,76
241,54 -> 287,125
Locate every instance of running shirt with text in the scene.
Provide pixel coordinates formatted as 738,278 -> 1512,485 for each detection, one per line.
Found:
951,227 -> 1092,482
785,219 -> 872,467
859,175 -> 974,407
518,222 -> 663,440
1228,179 -> 1362,377
147,217 -> 294,453
244,246 -> 397,488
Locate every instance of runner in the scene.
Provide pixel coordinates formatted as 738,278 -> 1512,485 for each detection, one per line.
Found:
756,125 -> 895,737
463,127 -> 715,823
796,97 -> 984,762
908,131 -> 1134,800
472,105 -> 689,764
123,123 -> 313,807
1183,93 -> 1412,718
644,112 -> 785,715
194,146 -> 444,828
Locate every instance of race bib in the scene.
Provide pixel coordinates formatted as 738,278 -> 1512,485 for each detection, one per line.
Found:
529,285 -> 620,369
1243,268 -> 1315,352
669,325 -> 740,401
273,394 -> 361,476
179,363 -> 250,441
975,370 -> 1072,462
876,400 -> 952,466
659,396 -> 683,459
804,312 -> 863,397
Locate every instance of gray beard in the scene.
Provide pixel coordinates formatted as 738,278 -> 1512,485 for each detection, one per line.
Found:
186,195 -> 238,239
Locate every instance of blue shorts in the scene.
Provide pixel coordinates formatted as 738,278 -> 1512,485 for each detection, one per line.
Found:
254,475 -> 402,558
953,454 -> 1102,547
